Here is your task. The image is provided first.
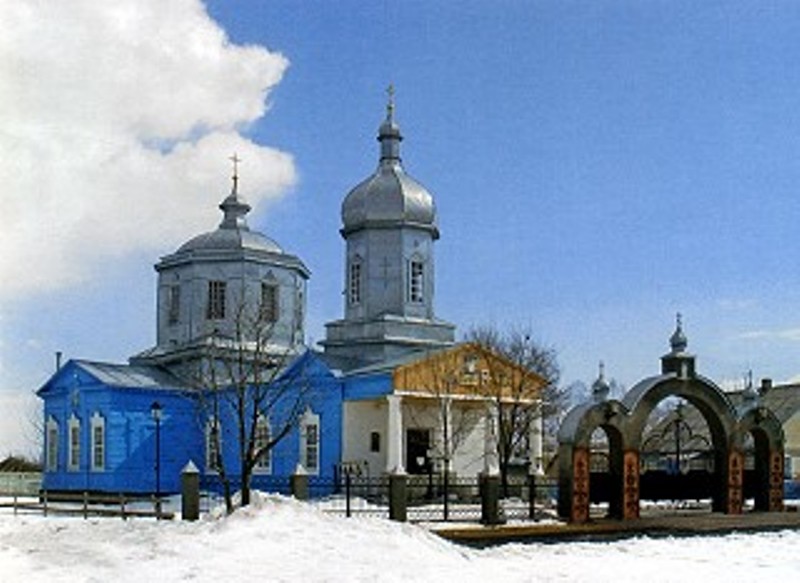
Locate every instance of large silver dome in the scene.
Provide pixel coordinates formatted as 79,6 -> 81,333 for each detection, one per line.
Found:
341,99 -> 438,238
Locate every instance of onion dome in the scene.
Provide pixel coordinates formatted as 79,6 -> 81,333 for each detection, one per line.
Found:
341,87 -> 438,238
592,362 -> 610,402
176,155 -> 283,255
670,313 -> 688,354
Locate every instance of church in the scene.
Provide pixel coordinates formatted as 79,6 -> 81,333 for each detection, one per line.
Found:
37,95 -> 546,496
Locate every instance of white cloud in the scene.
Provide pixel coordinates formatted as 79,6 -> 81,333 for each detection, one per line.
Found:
0,0 -> 296,302
735,328 -> 800,342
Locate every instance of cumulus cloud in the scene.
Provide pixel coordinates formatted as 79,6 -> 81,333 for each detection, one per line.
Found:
735,328 -> 800,342
0,0 -> 296,301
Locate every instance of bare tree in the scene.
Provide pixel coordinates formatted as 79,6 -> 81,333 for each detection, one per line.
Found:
399,348 -> 485,478
189,300 -> 317,514
466,326 -> 563,495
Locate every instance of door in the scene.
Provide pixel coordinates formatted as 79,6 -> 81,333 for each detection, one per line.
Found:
406,429 -> 431,475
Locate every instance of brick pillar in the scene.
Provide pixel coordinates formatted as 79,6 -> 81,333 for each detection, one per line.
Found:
622,450 -> 640,520
291,464 -> 309,501
389,471 -> 407,522
480,472 -> 502,525
571,447 -> 590,523
769,450 -> 784,512
727,449 -> 744,514
181,460 -> 200,521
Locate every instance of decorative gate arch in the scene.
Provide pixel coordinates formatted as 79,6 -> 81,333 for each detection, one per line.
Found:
558,319 -> 784,523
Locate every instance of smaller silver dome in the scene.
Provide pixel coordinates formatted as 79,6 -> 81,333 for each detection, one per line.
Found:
175,170 -> 283,255
592,362 -> 610,402
670,313 -> 688,354
341,97 -> 438,237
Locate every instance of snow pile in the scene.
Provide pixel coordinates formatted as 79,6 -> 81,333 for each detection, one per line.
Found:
2,494 -> 800,582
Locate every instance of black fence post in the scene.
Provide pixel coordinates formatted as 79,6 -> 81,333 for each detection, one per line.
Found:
443,470 -> 449,522
389,471 -> 407,522
83,491 -> 88,520
291,466 -> 309,501
480,473 -> 502,526
345,471 -> 352,518
529,473 -> 537,521
182,461 -> 200,521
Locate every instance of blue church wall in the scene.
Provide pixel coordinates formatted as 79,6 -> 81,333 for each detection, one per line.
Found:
39,361 -> 202,495
342,373 -> 393,401
195,351 -> 346,496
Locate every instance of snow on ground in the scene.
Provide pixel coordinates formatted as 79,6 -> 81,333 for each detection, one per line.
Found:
1,493 -> 800,582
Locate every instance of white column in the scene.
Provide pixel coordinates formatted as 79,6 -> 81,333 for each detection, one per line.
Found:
483,403 -> 500,476
386,394 -> 405,474
529,404 -> 544,476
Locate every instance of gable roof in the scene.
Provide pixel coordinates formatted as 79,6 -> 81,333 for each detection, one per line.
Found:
391,342 -> 546,401
38,359 -> 188,395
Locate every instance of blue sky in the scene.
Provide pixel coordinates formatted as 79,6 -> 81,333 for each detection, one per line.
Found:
4,0 -> 800,455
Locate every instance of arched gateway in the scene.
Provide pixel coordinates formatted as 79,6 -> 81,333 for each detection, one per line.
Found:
558,318 -> 784,522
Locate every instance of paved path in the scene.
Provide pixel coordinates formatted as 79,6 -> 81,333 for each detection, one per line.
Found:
434,509 -> 800,545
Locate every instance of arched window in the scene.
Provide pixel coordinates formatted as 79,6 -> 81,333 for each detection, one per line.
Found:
46,416 -> 59,472
299,408 -> 320,475
90,412 -> 105,472
348,257 -> 362,306
254,416 -> 272,473
67,414 -> 81,472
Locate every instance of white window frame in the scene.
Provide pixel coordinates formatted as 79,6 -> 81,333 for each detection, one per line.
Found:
254,416 -> 272,474
90,412 -> 105,472
67,414 -> 81,472
46,416 -> 59,472
206,419 -> 221,473
299,408 -> 320,475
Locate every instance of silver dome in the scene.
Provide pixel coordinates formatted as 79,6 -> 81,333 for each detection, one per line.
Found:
177,227 -> 283,254
175,175 -> 284,256
341,97 -> 438,238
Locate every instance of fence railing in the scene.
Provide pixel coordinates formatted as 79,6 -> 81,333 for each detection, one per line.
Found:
0,491 -> 173,520
1,473 -> 559,524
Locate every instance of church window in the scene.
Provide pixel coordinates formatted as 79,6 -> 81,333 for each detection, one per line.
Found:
46,417 -> 59,472
206,281 -> 226,320
370,431 -> 381,453
300,409 -> 320,474
254,416 -> 271,473
68,414 -> 81,472
409,260 -> 424,303
349,261 -> 362,305
167,285 -> 180,325
206,420 -> 221,472
260,283 -> 279,323
90,412 -> 105,472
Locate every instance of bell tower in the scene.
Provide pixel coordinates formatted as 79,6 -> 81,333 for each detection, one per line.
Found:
322,89 -> 455,368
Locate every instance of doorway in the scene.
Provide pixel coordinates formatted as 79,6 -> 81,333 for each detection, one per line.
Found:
406,429 -> 430,475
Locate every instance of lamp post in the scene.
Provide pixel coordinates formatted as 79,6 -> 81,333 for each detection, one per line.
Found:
151,401 -> 162,519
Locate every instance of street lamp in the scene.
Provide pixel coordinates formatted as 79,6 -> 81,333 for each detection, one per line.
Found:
150,401 -> 162,518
